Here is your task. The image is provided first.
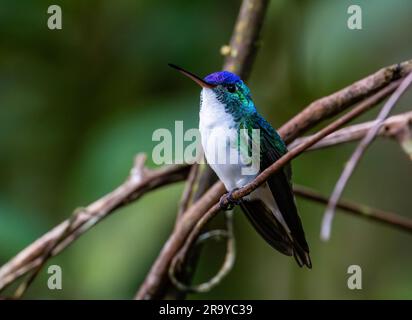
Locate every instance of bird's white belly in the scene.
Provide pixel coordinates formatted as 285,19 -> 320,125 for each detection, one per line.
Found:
201,125 -> 256,191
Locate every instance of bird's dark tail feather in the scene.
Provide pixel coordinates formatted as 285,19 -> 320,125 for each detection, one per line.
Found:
292,242 -> 312,269
241,199 -> 312,269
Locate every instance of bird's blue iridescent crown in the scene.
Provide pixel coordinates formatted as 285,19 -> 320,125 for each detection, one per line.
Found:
204,71 -> 241,85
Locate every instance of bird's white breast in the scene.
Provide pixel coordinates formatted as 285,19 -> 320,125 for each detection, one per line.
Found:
199,88 -> 234,132
199,88 -> 256,190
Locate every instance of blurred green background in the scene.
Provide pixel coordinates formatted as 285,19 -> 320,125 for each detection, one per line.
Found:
0,0 -> 411,299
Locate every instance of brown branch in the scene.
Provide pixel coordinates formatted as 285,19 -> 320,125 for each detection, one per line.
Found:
221,0 -> 270,79
279,60 -> 412,144
0,155 -> 190,292
12,211 -> 78,298
294,185 -> 412,234
177,163 -> 200,220
321,71 -> 412,241
135,81 -> 401,299
289,111 -> 412,151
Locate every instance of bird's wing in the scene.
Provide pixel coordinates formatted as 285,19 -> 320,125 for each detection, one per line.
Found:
241,115 -> 311,268
240,197 -> 293,256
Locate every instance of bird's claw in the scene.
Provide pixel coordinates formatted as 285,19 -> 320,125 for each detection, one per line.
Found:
219,188 -> 241,211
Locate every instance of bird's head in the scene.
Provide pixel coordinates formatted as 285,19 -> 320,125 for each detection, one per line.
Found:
169,64 -> 255,114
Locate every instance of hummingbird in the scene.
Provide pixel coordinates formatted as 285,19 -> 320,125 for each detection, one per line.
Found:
169,64 -> 311,268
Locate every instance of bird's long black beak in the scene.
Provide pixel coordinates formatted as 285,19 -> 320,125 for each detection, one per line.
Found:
168,64 -> 216,89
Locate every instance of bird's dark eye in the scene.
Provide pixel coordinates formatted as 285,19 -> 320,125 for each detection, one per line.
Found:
226,84 -> 236,93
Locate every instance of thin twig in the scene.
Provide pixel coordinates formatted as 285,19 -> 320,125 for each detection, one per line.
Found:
279,61 -> 412,144
168,211 -> 235,293
321,71 -> 412,241
294,185 -> 412,234
289,111 -> 412,151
